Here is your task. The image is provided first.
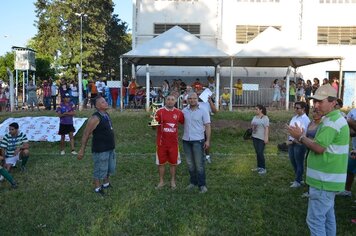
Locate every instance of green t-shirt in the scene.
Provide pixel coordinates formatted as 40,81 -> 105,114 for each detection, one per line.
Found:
82,79 -> 89,89
306,109 -> 350,191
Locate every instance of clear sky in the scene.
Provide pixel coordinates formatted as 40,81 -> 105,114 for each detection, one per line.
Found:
0,0 -> 132,56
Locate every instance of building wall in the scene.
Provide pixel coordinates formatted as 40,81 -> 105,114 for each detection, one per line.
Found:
132,0 -> 356,85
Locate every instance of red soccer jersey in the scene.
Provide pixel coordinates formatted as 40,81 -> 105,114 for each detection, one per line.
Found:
155,107 -> 184,146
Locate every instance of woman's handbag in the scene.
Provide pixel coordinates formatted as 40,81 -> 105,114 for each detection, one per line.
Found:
243,128 -> 253,140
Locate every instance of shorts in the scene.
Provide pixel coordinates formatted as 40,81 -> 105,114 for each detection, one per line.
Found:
348,154 -> 356,174
58,124 -> 75,135
273,92 -> 281,102
27,96 -> 38,106
5,154 -> 20,166
93,150 -> 116,179
156,144 -> 181,165
289,95 -> 295,102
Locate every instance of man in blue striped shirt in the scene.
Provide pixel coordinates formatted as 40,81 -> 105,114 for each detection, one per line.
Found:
0,122 -> 30,172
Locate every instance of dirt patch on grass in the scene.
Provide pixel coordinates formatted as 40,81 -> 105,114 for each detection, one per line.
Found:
211,119 -> 286,142
211,120 -> 250,130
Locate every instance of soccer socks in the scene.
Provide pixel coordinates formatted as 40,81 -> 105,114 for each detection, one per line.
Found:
0,168 -> 16,185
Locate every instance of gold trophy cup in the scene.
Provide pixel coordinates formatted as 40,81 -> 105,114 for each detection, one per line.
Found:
148,102 -> 162,126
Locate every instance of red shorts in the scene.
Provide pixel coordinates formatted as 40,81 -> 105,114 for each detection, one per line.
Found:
156,144 -> 180,165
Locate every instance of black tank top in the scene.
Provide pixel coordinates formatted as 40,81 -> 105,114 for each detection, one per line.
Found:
92,111 -> 115,152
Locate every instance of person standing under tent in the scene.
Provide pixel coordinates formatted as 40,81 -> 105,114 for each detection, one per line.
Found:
234,79 -> 243,105
271,79 -> 281,109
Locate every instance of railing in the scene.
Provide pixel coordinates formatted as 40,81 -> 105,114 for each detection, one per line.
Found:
223,87 -> 275,107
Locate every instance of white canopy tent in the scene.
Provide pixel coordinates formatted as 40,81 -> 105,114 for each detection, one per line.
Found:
225,27 -> 343,111
120,26 -> 230,111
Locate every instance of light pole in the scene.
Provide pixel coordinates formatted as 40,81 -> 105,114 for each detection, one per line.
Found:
75,12 -> 87,111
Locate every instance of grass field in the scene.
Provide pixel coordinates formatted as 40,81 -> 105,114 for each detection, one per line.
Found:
0,108 -> 355,235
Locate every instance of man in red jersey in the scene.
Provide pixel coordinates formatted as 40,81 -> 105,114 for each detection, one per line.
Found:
154,95 -> 184,189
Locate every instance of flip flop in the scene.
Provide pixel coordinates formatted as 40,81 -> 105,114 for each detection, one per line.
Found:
155,184 -> 165,190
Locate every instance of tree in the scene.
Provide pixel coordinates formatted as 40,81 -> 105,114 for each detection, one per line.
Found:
33,0 -> 131,81
0,52 -> 14,83
102,14 -> 131,79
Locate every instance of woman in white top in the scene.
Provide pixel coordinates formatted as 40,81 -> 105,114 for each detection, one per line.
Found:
288,101 -> 310,188
251,104 -> 269,175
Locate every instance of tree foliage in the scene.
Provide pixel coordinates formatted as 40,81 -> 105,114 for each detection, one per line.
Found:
33,0 -> 131,81
0,52 -> 14,83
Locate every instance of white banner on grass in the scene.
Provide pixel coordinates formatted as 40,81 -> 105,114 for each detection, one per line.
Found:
0,116 -> 87,142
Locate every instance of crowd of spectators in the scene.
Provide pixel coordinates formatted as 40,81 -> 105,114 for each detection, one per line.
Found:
270,76 -> 340,110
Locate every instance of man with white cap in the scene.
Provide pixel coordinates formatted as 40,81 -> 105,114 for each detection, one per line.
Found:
288,83 -> 349,236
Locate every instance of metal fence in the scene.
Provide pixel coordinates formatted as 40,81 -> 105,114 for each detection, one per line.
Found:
223,87 -> 274,107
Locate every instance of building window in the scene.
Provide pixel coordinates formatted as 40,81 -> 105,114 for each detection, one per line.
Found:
319,0 -> 356,3
154,24 -> 200,36
236,25 -> 281,44
236,0 -> 280,2
318,26 -> 356,45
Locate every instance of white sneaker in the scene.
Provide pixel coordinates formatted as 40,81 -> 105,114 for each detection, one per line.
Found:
71,150 -> 78,155
258,168 -> 267,175
205,155 -> 211,163
0,175 -> 4,181
301,192 -> 309,198
60,150 -> 65,155
336,190 -> 352,197
251,168 -> 261,172
200,186 -> 208,193
186,184 -> 196,190
290,181 -> 302,188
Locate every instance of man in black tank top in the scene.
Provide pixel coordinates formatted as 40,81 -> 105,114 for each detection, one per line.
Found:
78,96 -> 116,196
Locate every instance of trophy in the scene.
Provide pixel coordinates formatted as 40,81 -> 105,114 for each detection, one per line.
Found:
148,102 -> 162,126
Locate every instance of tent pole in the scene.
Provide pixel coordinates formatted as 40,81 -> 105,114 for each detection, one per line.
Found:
15,69 -> 18,109
146,64 -> 150,112
6,68 -> 15,112
215,65 -> 220,111
22,71 -> 25,107
338,59 -> 343,99
132,64 -> 136,79
229,57 -> 233,111
120,57 -> 123,112
285,67 -> 291,111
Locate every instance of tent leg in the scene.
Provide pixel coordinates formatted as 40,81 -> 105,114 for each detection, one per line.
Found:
146,64 -> 150,112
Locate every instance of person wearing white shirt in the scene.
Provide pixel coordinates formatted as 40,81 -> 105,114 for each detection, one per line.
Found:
95,78 -> 106,96
288,101 -> 310,188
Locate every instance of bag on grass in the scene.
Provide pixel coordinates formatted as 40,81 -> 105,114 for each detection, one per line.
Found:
243,128 -> 252,140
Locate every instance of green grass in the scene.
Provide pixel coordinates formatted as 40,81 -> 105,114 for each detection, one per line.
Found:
0,109 -> 355,235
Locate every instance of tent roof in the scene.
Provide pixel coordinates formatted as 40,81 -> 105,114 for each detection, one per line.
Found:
226,27 -> 343,68
122,26 -> 230,66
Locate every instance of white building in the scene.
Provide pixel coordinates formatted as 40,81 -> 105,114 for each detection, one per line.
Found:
131,0 -> 356,106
